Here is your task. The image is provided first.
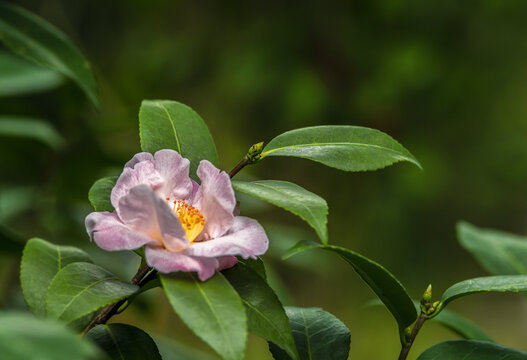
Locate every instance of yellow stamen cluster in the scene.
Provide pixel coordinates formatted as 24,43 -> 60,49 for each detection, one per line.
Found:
166,197 -> 205,242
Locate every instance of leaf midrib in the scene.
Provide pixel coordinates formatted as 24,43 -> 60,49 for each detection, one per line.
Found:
242,299 -> 295,358
154,102 -> 181,153
300,310 -> 313,360
104,325 -> 125,360
56,276 -> 119,319
192,275 -> 236,359
262,142 -> 408,158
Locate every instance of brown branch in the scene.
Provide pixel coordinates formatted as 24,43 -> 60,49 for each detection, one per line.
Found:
228,156 -> 250,178
398,311 -> 427,360
81,264 -> 156,335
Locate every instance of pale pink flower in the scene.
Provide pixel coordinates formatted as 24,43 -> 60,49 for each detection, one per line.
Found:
85,150 -> 268,281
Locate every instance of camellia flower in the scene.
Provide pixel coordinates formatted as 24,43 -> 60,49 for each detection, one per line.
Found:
85,150 -> 269,281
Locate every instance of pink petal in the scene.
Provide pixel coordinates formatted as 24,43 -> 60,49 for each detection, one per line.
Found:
119,185 -> 189,251
124,152 -> 154,169
153,150 -> 193,200
217,256 -> 238,271
194,160 -> 236,239
185,216 -> 269,259
189,179 -> 200,203
111,161 -> 164,212
145,245 -> 219,281
85,211 -> 155,251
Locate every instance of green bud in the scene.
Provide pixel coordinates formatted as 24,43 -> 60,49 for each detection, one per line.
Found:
422,284 -> 432,303
404,326 -> 412,343
247,142 -> 264,162
426,301 -> 441,315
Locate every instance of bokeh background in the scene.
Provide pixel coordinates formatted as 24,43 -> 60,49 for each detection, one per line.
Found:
2,1 -> 527,359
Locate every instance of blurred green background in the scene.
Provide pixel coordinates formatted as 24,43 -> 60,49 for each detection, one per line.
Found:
2,1 -> 527,359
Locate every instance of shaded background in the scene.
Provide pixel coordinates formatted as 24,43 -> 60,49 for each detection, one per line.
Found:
2,1 -> 527,358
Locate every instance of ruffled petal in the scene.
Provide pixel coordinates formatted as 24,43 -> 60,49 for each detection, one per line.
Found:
153,150 -> 193,200
124,152 -> 154,169
119,185 -> 189,251
194,160 -> 236,239
185,216 -> 268,259
111,161 -> 164,212
145,245 -> 219,281
85,211 -> 155,251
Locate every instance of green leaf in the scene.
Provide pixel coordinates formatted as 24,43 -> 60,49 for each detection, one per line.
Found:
261,125 -> 421,171
232,180 -> 328,244
0,3 -> 99,107
46,262 -> 138,325
222,262 -> 298,360
86,323 -> 162,360
417,340 -> 527,360
432,309 -> 494,343
161,273 -> 247,360
20,238 -> 92,317
0,116 -> 65,150
439,275 -> 527,310
457,221 -> 527,275
238,257 -> 267,280
88,176 -> 117,212
0,50 -> 64,96
269,307 -> 350,360
283,240 -> 417,336
154,336 -> 218,360
139,100 -> 219,179
0,312 -> 104,360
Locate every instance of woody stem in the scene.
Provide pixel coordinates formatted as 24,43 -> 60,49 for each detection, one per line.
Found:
81,264 -> 157,335
228,156 -> 250,178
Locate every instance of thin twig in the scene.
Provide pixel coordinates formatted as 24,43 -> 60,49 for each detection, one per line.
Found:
228,141 -> 264,178
81,264 -> 155,335
228,156 -> 250,178
398,311 -> 427,360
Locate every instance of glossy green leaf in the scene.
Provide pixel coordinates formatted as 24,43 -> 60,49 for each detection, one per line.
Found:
261,125 -> 421,171
46,262 -> 138,325
86,323 -> 162,360
20,238 -> 92,317
457,221 -> 527,275
139,100 -> 219,179
417,340 -> 527,360
223,262 -> 298,360
88,176 -> 117,212
154,336 -> 218,360
269,307 -> 350,360
232,180 -> 328,244
432,309 -> 494,343
161,273 -> 247,360
0,312 -> 104,360
283,240 -> 417,334
440,275 -> 527,309
0,3 -> 99,106
238,257 -> 267,280
0,117 -> 65,150
0,50 -> 64,96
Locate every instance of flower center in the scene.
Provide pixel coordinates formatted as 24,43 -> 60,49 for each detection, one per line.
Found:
167,198 -> 205,242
